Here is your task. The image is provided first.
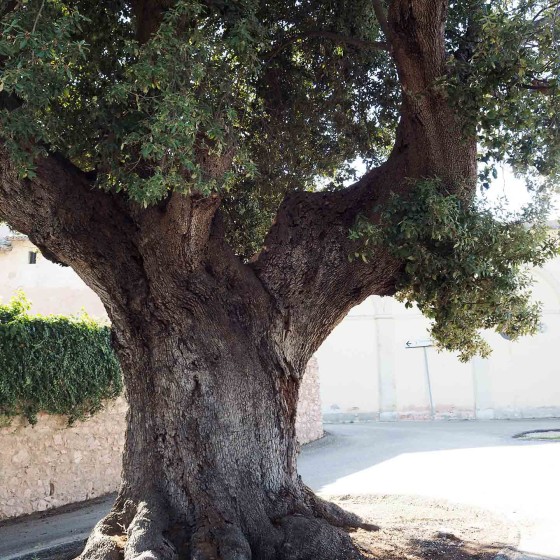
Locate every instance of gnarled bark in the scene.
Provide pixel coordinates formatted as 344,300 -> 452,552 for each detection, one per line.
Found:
74,242 -> 376,560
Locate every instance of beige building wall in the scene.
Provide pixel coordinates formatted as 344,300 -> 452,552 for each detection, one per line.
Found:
0,232 -> 107,318
315,298 -> 379,420
318,258 -> 560,422
475,261 -> 560,418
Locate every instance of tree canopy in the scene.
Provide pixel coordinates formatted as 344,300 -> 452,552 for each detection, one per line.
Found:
2,2 -> 559,210
1,0 -> 559,356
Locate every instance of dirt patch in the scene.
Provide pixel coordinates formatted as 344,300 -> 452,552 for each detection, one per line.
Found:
330,494 -> 520,560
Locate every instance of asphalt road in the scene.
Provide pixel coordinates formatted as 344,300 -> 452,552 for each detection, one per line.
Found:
1,418 -> 560,560
0,497 -> 112,560
299,419 -> 560,559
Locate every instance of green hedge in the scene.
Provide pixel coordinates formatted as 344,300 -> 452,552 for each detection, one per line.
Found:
0,292 -> 122,424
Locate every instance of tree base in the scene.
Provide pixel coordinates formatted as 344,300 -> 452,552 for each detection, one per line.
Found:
77,491 -> 377,560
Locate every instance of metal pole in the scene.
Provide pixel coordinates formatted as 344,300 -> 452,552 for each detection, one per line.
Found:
423,346 -> 435,420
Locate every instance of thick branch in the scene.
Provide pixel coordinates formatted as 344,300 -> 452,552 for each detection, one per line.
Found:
388,0 -> 449,90
252,0 -> 478,367
0,146 -> 268,348
127,191 -> 221,285
251,158 -> 405,369
372,0 -> 391,42
130,0 -> 174,44
453,1 -> 485,63
0,148 -> 152,319
388,0 -> 477,184
520,79 -> 556,94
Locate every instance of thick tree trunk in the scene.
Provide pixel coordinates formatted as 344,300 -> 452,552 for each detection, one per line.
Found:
78,283 -> 369,560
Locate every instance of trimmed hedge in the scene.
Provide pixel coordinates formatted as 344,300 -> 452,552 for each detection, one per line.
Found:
0,292 -> 122,424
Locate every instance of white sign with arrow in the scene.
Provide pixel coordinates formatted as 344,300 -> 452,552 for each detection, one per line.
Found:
405,338 -> 433,348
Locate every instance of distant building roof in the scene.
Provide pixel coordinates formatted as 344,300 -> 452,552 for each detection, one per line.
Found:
0,237 -> 12,252
0,226 -> 26,252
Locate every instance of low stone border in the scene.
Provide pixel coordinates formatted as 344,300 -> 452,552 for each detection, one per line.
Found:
513,429 -> 560,441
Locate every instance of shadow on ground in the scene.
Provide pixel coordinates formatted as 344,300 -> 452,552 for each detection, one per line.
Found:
408,538 -> 559,560
333,494 -> 556,560
351,532 -> 560,560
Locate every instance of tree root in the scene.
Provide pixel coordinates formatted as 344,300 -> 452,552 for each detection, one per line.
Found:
77,499 -> 134,560
77,497 -> 178,560
276,514 -> 365,560
124,501 -> 177,560
190,524 -> 252,560
76,491 -> 377,560
302,486 -> 379,531
77,536 -> 122,560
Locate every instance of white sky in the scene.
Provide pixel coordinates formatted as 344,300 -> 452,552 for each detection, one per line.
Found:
479,165 -> 560,220
348,158 -> 559,219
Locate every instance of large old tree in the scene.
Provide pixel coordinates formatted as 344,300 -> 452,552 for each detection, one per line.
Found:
1,0 -> 559,558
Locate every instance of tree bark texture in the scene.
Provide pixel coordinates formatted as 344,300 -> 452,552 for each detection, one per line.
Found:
83,306 -> 370,560
0,1 -> 478,558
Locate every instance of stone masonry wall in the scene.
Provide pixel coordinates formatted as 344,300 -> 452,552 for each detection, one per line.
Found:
295,357 -> 324,445
0,398 -> 127,519
0,360 -> 322,520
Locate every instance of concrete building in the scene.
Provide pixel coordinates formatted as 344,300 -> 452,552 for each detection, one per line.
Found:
0,225 -> 106,317
317,254 -> 560,422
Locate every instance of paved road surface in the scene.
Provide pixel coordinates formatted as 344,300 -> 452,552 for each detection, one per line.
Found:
1,419 -> 559,559
299,419 -> 560,559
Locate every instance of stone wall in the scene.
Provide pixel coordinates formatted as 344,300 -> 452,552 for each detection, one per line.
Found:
0,361 -> 322,520
0,398 -> 127,519
295,357 -> 324,444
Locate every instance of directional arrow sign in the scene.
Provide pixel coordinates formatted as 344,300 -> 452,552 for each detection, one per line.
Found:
405,339 -> 433,348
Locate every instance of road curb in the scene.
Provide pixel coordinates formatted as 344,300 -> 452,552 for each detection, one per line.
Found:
5,539 -> 86,560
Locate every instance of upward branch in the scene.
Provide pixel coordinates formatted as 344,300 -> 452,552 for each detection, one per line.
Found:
251,162 -> 403,369
251,0 -> 477,366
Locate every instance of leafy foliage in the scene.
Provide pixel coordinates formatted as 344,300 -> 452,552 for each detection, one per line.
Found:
0,1 -> 559,343
0,292 -> 122,424
446,0 -> 560,189
350,180 -> 559,361
0,1 -> 396,224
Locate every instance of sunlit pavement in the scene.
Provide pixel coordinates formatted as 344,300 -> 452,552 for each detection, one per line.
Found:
298,419 -> 560,559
